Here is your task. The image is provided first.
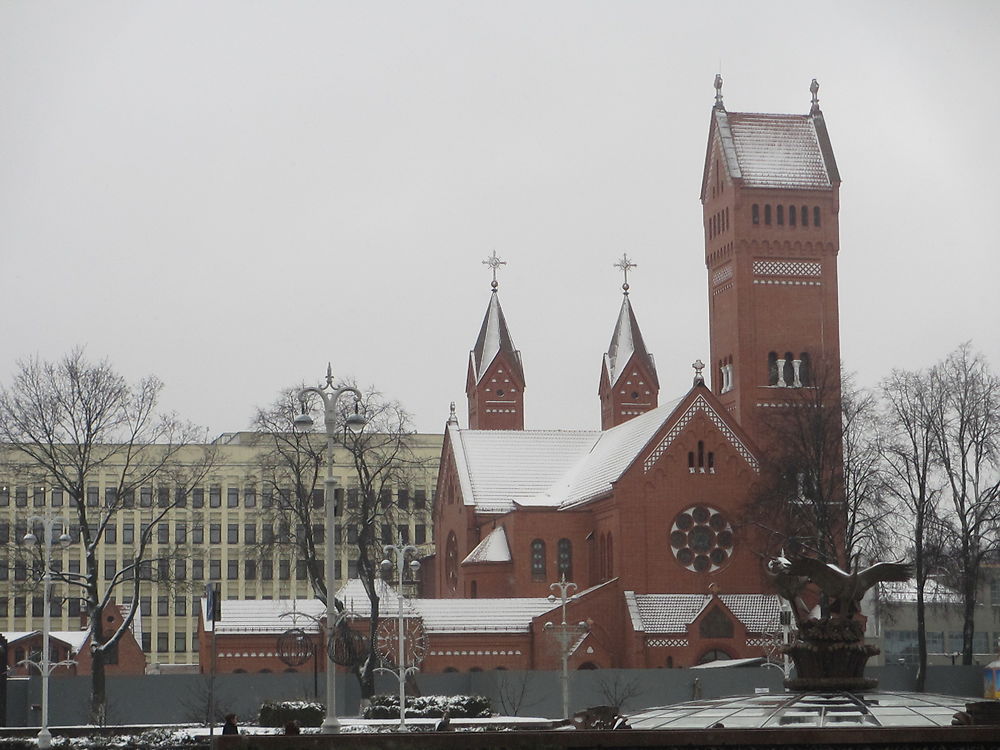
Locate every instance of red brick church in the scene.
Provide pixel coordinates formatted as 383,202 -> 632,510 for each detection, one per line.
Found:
423,77 -> 843,670
199,79 -> 844,676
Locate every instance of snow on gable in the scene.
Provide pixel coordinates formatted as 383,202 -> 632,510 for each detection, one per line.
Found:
462,525 -> 511,564
642,393 -> 758,474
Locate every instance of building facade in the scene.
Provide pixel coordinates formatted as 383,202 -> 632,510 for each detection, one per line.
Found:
0,432 -> 441,671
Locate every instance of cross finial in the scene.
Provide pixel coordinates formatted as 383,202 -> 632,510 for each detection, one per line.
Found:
692,358 -> 705,386
325,362 -> 334,388
810,79 -> 820,113
613,253 -> 637,295
714,73 -> 724,109
482,250 -> 507,291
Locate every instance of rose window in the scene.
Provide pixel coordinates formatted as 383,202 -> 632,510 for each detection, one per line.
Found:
669,505 -> 734,572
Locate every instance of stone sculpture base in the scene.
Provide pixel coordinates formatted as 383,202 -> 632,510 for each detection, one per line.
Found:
783,617 -> 879,691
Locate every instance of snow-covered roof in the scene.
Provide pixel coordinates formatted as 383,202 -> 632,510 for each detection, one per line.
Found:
604,295 -> 657,389
417,597 -> 555,633
877,579 -> 963,605
453,426 -> 599,512
706,105 -> 839,195
450,397 -> 686,513
462,526 -> 511,564
470,291 -> 523,385
205,580 -> 555,636
2,630 -> 88,652
627,593 -> 780,634
718,594 -> 782,633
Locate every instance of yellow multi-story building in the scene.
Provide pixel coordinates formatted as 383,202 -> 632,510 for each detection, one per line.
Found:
0,431 -> 442,670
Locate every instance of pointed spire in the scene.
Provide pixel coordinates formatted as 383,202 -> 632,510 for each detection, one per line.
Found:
714,73 -> 725,110
604,256 -> 657,389
471,290 -> 522,385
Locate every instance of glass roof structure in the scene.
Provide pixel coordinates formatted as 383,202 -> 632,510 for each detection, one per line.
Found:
627,691 -> 969,729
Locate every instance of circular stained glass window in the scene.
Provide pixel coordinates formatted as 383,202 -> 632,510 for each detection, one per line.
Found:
669,505 -> 733,572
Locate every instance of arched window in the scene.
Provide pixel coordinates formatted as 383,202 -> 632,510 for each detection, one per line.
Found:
789,204 -> 796,226
764,205 -> 772,225
768,352 -> 779,386
599,533 -> 606,580
697,441 -> 705,472
801,205 -> 808,226
531,539 -> 546,581
799,353 -> 811,387
469,666 -> 483,673
776,205 -> 784,225
470,580 -> 478,599
752,204 -> 760,225
558,538 -> 572,580
688,451 -> 695,473
707,452 -> 715,473
443,666 -> 459,673
607,533 -> 614,578
813,206 -> 821,227
578,661 -> 599,670
446,532 -> 458,592
783,352 -> 795,388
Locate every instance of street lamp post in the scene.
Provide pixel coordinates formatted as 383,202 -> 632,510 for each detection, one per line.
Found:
295,364 -> 365,734
544,576 -> 589,720
23,513 -> 73,750
379,542 -> 420,730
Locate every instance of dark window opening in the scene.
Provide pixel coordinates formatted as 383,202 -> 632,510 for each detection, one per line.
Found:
764,205 -> 772,225
776,205 -> 784,225
752,204 -> 760,225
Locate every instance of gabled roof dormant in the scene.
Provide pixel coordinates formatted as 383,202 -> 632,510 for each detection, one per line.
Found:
701,105 -> 840,198
462,525 -> 511,564
470,291 -> 523,385
626,592 -> 780,634
604,295 -> 658,389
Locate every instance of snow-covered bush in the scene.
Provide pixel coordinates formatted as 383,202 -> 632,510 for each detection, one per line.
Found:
363,694 -> 492,719
258,699 -> 325,728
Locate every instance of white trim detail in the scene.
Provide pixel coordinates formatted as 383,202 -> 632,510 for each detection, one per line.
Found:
643,394 -> 759,473
753,260 -> 821,277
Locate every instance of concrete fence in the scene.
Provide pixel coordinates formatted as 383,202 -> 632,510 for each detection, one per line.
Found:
3,664 -> 987,728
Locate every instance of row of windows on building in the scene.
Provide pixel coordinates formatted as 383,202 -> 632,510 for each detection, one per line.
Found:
707,207 -> 729,239
687,441 -> 715,474
0,485 -> 430,511
752,204 -> 822,228
883,630 -> 998,659
2,520 -> 427,548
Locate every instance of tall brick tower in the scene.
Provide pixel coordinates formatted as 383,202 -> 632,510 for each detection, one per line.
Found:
598,254 -> 659,429
466,252 -> 525,430
701,77 -> 842,448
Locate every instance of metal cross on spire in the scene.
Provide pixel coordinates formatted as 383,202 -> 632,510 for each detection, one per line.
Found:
482,250 -> 507,291
614,253 -> 637,295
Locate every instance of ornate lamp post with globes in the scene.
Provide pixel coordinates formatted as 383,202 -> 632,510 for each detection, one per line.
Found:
294,364 -> 366,734
23,511 -> 75,749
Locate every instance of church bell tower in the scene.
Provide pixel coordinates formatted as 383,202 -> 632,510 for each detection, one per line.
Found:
701,77 -> 842,448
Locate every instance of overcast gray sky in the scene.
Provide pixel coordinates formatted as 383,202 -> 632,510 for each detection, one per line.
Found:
2,1 -> 998,435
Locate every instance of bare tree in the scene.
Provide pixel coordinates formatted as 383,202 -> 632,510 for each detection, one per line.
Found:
746,359 -> 847,571
880,365 -> 946,689
0,349 -> 215,721
928,344 -> 1000,665
253,381 -> 426,701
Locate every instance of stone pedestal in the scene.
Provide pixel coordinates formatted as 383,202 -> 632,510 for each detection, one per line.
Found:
783,617 -> 878,691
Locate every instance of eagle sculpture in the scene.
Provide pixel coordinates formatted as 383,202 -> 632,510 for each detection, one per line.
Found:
770,556 -> 913,619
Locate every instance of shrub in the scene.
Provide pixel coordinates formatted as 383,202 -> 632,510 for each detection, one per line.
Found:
258,700 -> 326,728
362,694 -> 492,719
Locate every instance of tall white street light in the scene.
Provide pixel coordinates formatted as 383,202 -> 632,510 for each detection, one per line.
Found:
294,364 -> 366,734
544,576 -> 589,720
23,512 -> 74,749
379,542 -> 420,730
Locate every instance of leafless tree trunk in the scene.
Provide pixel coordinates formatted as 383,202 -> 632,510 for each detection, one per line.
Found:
880,365 -> 946,690
0,349 -> 215,721
928,344 -> 1000,666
